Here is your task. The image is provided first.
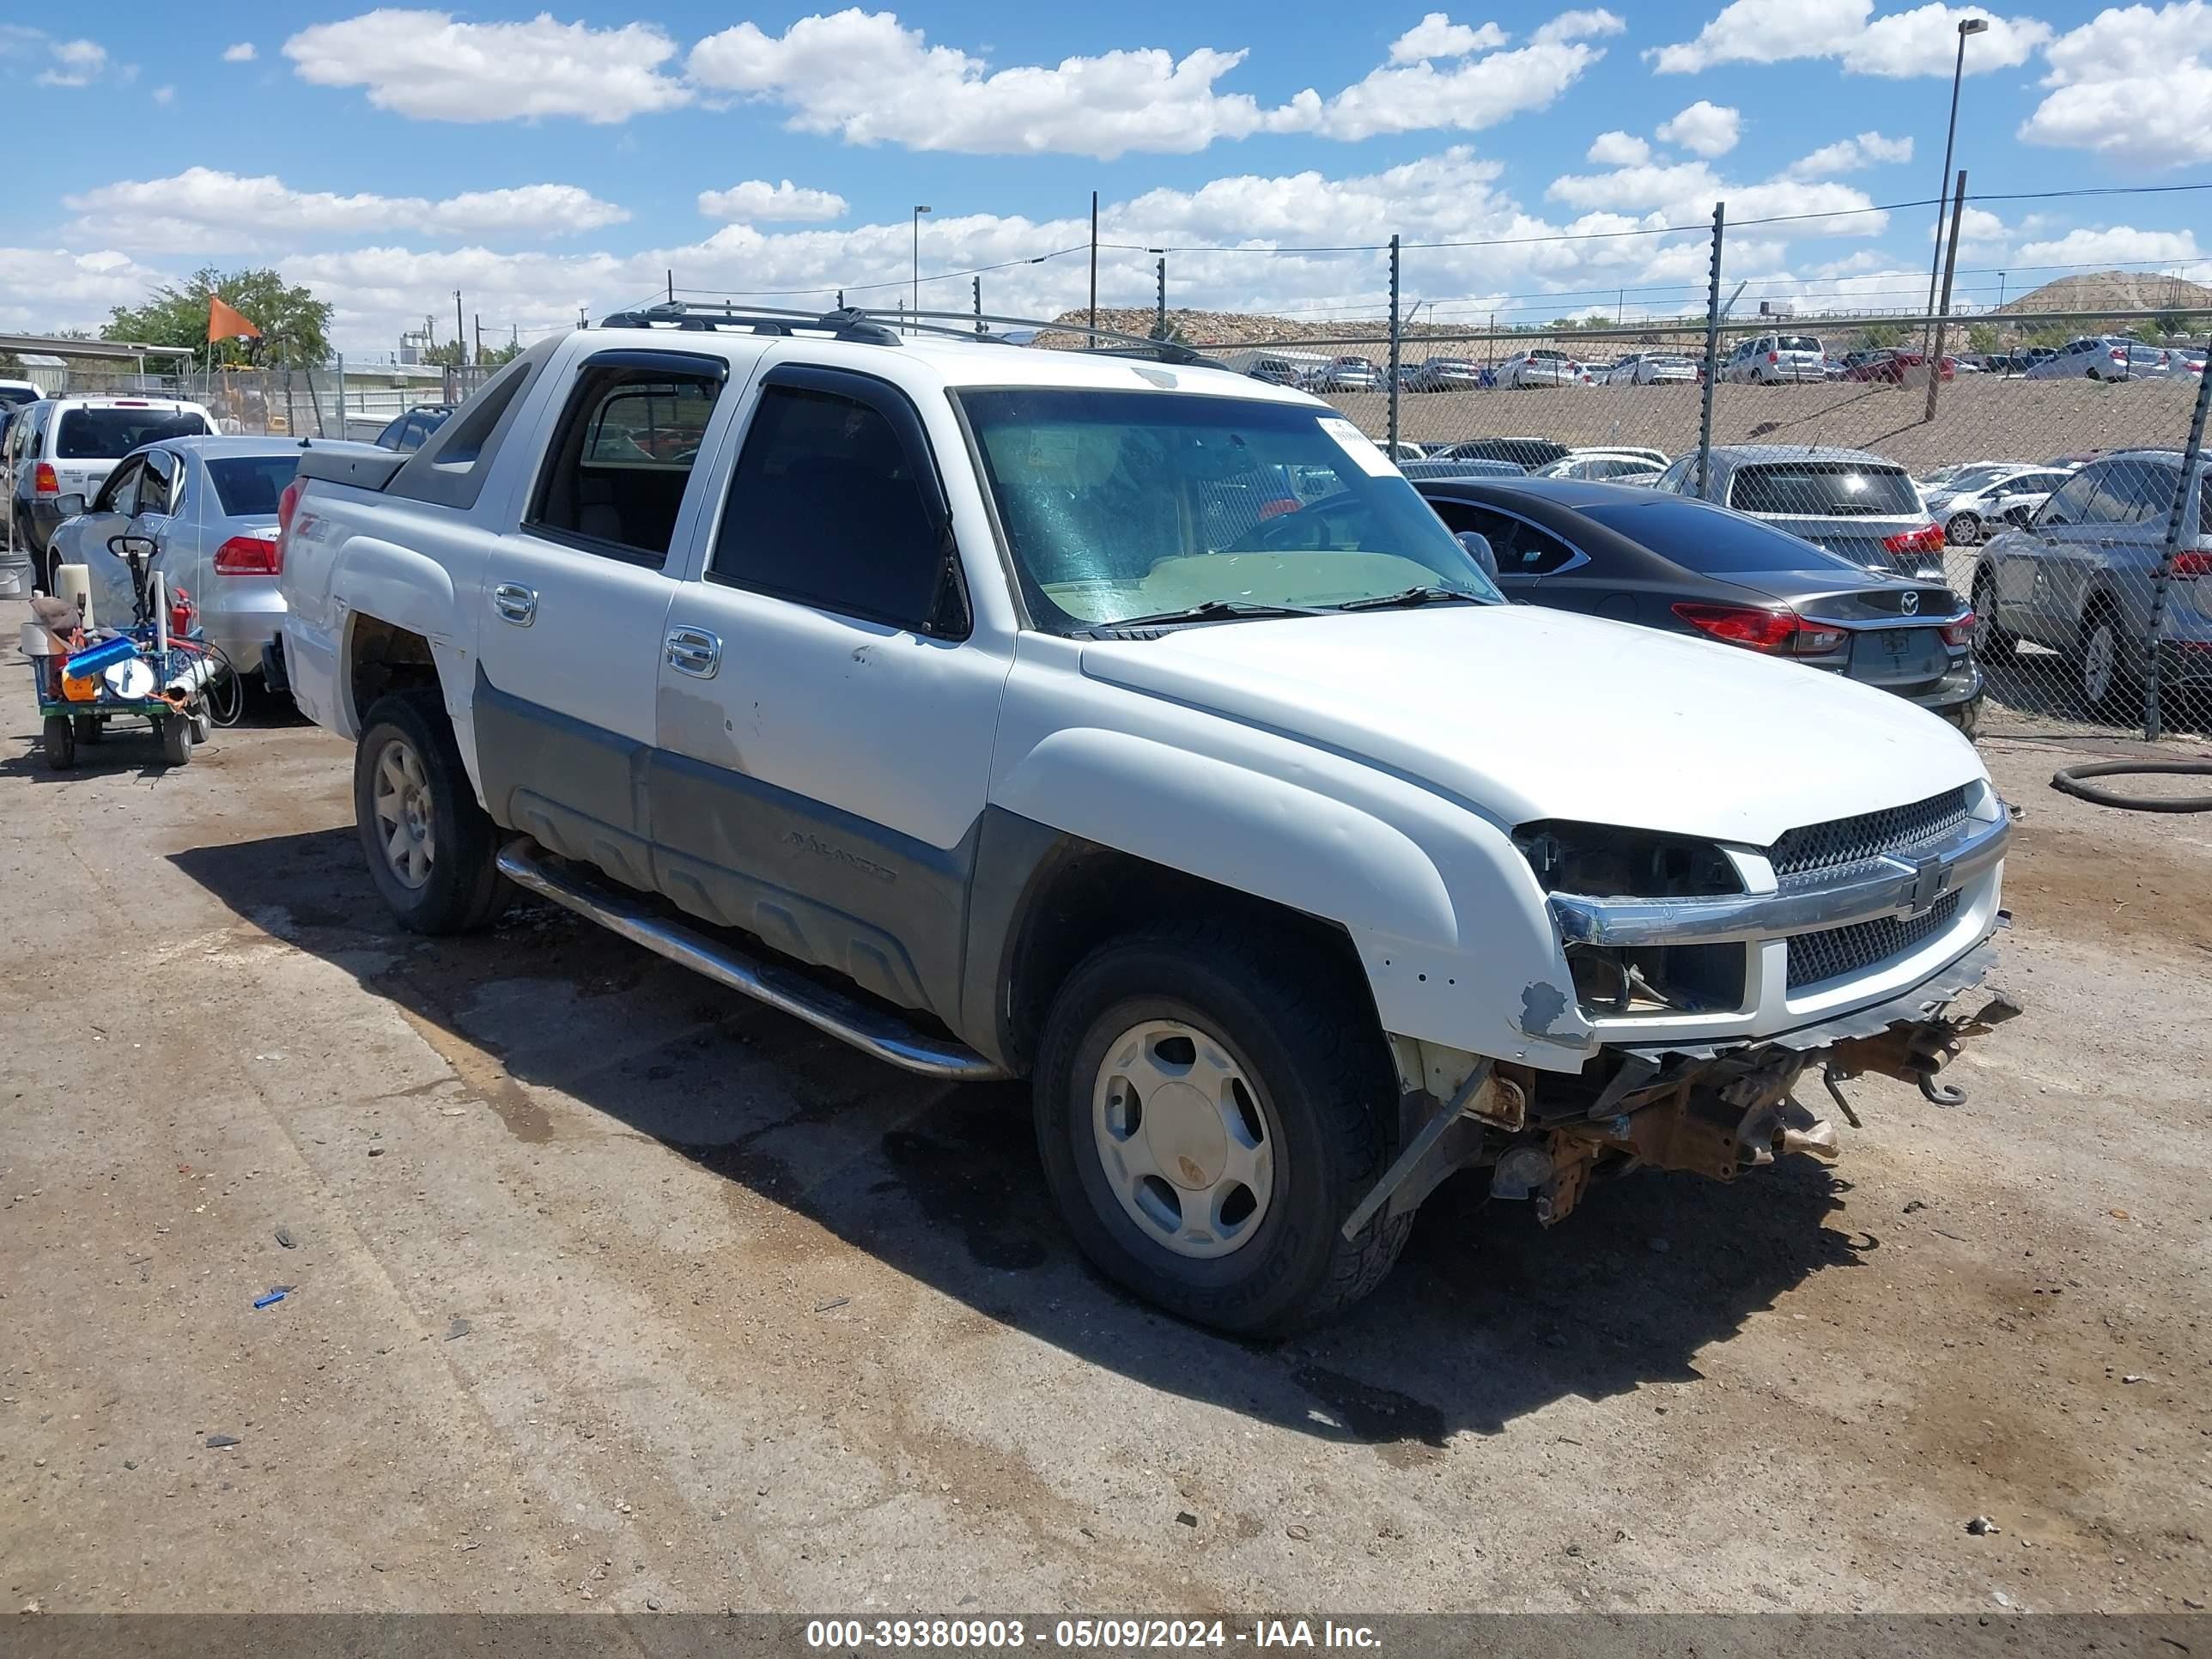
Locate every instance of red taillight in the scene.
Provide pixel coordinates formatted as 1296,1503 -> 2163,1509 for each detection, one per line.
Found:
1768,351 -> 1779,363
1672,602 -> 1838,655
213,535 -> 281,575
2172,551 -> 2212,578
33,462 -> 58,495
1884,523 -> 1948,557
276,477 -> 302,538
2111,349 -> 2129,362
1940,615 -> 1976,647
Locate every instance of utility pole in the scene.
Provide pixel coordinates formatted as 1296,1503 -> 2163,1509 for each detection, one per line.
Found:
453,289 -> 465,363
1088,190 -> 1098,349
1154,252 -> 1167,338
1923,17 -> 1989,355
911,205 -> 932,333
1924,170 -> 1967,422
973,276 -> 984,337
473,313 -> 482,367
666,268 -> 675,304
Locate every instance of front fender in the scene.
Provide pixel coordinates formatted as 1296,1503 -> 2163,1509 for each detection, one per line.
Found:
992,726 -> 1597,1069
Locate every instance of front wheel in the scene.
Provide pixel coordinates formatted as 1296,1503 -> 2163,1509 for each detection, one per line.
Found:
353,688 -> 510,934
157,714 -> 193,767
41,714 -> 76,771
1033,924 -> 1409,1336
1947,511 -> 1983,547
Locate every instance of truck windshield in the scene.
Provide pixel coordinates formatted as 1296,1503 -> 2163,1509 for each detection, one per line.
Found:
960,389 -> 1501,633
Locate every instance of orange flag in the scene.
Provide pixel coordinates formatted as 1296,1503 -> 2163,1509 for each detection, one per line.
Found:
208,295 -> 261,343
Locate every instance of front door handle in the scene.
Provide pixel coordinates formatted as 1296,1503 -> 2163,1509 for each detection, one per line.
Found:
665,627 -> 721,678
492,583 -> 538,626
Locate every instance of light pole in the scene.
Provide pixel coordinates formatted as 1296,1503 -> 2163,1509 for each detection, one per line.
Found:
1923,17 -> 1988,352
912,205 -> 932,333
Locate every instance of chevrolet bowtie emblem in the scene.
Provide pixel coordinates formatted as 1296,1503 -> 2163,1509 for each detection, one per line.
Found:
1908,854 -> 1951,914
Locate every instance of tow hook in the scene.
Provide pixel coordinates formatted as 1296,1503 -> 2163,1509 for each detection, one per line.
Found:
1824,989 -> 2022,1110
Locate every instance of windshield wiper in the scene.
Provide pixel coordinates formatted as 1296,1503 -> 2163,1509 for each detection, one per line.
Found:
1076,599 -> 1326,634
1333,585 -> 1487,612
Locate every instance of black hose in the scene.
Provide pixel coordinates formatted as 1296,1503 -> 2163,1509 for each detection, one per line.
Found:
2050,758 -> 2212,812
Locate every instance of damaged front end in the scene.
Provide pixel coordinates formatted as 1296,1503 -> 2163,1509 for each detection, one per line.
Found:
1352,786 -> 2022,1237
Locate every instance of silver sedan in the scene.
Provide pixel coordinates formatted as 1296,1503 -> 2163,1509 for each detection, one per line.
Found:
42,435 -> 301,684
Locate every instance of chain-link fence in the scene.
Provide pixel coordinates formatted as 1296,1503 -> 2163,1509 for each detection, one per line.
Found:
1166,204 -> 2212,742
40,362 -> 495,441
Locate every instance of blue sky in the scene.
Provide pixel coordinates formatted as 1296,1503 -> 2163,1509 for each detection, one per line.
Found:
3,1 -> 2203,352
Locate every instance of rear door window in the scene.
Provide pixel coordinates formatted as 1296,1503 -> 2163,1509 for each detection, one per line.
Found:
2038,472 -> 2098,525
526,355 -> 726,565
1729,463 -> 1919,517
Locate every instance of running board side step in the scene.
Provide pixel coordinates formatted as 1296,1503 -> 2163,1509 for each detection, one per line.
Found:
495,839 -> 1010,1083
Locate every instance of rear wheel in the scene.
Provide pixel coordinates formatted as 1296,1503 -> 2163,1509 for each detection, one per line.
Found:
353,687 -> 510,934
157,714 -> 193,767
1947,511 -> 1983,547
1033,923 -> 1409,1336
1969,570 -> 2015,662
41,714 -> 76,771
2078,604 -> 2139,720
70,714 -> 102,746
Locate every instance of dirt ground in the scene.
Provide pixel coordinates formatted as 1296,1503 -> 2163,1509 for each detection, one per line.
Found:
2,599 -> 2208,1618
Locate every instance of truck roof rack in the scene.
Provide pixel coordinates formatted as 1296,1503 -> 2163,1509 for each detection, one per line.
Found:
595,300 -> 1213,367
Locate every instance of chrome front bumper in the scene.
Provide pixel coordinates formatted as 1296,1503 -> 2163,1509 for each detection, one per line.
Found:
1547,808 -> 2009,950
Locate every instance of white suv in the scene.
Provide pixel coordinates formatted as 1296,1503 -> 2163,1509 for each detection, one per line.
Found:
6,394 -> 216,586
1724,334 -> 1826,385
279,306 -> 2014,1333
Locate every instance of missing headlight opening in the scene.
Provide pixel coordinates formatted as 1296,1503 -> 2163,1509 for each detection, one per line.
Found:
1516,821 -> 1741,899
1518,823 -> 1746,1016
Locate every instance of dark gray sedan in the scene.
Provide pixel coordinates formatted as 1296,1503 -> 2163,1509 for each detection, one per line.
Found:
1418,476 -> 1984,732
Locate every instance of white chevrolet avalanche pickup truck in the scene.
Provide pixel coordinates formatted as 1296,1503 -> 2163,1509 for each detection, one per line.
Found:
279,306 -> 2014,1334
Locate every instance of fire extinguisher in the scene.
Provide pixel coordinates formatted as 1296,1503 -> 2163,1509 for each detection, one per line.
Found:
168,585 -> 196,640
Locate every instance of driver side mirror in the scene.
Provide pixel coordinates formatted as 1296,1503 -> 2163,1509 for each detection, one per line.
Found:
1455,530 -> 1499,580
55,494 -> 86,518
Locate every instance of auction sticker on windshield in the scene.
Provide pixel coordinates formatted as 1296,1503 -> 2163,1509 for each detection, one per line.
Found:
1316,416 -> 1397,477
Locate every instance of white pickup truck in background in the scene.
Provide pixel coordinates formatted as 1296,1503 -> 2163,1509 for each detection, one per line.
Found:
278,307 -> 2015,1334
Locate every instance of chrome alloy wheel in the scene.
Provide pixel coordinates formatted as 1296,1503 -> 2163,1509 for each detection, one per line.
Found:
371,735 -> 436,890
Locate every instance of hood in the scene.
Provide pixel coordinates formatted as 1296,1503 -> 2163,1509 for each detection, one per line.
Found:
1077,605 -> 1984,847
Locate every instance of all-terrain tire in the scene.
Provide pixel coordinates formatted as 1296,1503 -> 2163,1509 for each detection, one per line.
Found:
1033,921 -> 1411,1337
354,687 -> 510,934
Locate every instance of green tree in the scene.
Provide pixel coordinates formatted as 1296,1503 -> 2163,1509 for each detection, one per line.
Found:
106,267 -> 332,367
1966,322 -> 2001,355
479,339 -> 525,368
1857,323 -> 1907,349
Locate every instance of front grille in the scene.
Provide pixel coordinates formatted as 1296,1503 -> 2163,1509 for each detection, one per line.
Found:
1786,890 -> 1960,991
1767,786 -> 1972,884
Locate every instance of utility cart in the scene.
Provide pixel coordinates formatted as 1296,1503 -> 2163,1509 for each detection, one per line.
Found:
27,632 -> 216,769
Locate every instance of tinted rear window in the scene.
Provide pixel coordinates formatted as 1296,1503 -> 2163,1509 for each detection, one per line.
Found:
205,455 -> 301,517
1730,462 -> 1918,517
1778,336 -> 1820,352
0,386 -> 38,409
1578,499 -> 1863,574
54,408 -> 211,459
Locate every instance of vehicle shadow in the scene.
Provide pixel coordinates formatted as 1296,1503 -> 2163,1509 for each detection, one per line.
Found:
171,827 -> 1872,1456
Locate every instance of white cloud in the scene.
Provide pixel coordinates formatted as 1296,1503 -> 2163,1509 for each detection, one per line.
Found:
0,246 -> 178,334
1388,14 -> 1509,63
1655,100 -> 1740,157
1546,155 -> 1887,234
2013,224 -> 2202,265
2021,2 -> 2212,167
151,84 -> 174,106
1587,130 -> 1650,165
687,8 -> 1620,156
687,10 -> 1310,158
283,9 -> 691,123
1784,131 -> 1913,177
62,168 -> 629,252
36,38 -> 107,87
697,179 -> 850,223
1650,0 -> 2051,76
222,41 -> 255,64
1304,10 -> 1625,142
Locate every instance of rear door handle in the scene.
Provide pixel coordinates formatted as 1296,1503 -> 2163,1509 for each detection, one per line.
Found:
492,583 -> 537,626
665,627 -> 721,678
